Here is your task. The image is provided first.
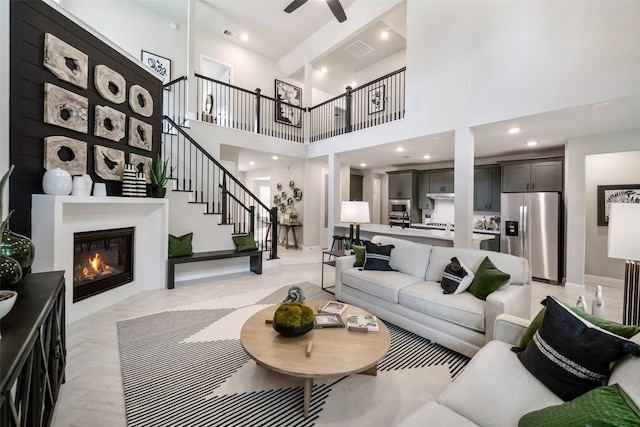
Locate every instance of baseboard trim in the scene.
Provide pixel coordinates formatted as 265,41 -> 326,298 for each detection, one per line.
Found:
564,281 -> 586,294
584,274 -> 624,288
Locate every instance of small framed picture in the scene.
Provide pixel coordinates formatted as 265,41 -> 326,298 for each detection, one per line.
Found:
597,184 -> 640,226
313,313 -> 345,328
368,85 -> 385,114
141,50 -> 171,87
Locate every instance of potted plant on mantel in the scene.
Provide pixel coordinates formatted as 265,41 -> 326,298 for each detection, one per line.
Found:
150,155 -> 171,198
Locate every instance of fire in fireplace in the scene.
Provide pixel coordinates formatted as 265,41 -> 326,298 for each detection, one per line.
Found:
73,227 -> 134,302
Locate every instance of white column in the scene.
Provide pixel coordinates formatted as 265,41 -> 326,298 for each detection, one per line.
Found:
0,0 -> 10,214
186,0 -> 197,120
453,128 -> 474,248
328,153 -> 342,249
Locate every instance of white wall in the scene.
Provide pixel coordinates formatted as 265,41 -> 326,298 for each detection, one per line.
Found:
584,150 -> 640,280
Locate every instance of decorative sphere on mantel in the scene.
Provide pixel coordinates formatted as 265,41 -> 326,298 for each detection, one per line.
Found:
42,168 -> 72,195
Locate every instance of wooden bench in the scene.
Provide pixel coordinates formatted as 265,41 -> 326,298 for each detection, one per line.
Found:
167,249 -> 263,289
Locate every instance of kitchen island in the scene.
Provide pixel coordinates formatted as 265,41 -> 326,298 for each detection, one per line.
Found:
334,223 -> 495,249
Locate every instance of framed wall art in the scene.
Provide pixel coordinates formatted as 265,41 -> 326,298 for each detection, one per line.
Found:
368,85 -> 385,114
141,50 -> 171,86
275,79 -> 302,127
597,184 -> 640,226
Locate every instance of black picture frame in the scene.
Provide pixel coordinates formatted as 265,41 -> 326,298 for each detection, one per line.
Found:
141,50 -> 171,88
274,79 -> 302,127
368,85 -> 385,114
596,184 -> 640,226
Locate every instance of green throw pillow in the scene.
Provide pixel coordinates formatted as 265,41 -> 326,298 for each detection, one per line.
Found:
352,245 -> 365,267
232,233 -> 258,252
168,233 -> 193,258
467,256 -> 511,300
518,384 -> 640,427
515,300 -> 640,351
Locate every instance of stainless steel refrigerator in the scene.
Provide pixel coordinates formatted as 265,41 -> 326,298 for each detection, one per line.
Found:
500,192 -> 562,283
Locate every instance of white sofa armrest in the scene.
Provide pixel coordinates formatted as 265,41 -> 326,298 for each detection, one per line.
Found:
484,283 -> 531,345
494,313 -> 532,345
334,255 -> 356,301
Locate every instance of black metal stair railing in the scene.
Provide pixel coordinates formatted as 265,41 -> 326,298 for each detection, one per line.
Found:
161,115 -> 279,260
195,73 -> 305,143
163,76 -> 188,131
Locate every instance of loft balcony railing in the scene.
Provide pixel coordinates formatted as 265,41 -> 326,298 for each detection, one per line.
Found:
195,74 -> 305,143
163,76 -> 188,131
187,67 -> 406,144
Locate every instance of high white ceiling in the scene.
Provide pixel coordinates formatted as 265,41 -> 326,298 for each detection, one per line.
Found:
137,0 -> 640,173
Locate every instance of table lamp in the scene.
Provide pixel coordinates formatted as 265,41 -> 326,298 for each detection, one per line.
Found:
340,201 -> 370,245
607,202 -> 640,325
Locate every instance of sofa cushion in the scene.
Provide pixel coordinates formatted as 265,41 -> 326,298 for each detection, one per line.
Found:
518,384 -> 640,427
232,233 -> 258,252
439,340 -> 563,427
517,296 -> 640,401
352,244 -> 365,267
342,268 -> 424,303
371,235 -> 432,279
363,241 -> 394,271
398,401 -> 480,427
426,246 -> 529,285
608,333 -> 640,406
399,282 -> 486,332
441,257 -> 474,294
467,256 -> 511,300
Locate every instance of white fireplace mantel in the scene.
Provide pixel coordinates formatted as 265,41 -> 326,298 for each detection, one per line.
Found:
31,195 -> 169,324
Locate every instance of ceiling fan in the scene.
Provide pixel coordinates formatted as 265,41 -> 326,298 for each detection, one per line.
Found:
284,0 -> 347,23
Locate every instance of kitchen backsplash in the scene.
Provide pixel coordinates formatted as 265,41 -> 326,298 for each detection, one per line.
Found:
421,199 -> 499,228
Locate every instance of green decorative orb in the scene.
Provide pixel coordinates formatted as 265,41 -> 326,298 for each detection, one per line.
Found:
0,255 -> 22,288
1,228 -> 35,273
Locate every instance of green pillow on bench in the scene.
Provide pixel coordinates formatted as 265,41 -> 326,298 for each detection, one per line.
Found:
168,233 -> 193,258
233,233 -> 258,252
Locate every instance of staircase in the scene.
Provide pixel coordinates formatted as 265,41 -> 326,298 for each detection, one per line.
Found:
161,78 -> 278,263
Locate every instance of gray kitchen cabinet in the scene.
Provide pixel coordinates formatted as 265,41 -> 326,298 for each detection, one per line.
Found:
474,165 -> 501,211
429,169 -> 454,193
388,171 -> 416,199
502,159 -> 563,193
417,172 -> 433,209
479,234 -> 500,252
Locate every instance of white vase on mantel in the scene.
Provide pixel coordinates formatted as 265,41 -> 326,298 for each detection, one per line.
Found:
71,175 -> 86,196
42,168 -> 72,195
83,174 -> 93,196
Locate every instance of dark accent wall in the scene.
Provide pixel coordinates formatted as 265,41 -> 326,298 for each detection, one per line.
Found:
10,0 -> 163,236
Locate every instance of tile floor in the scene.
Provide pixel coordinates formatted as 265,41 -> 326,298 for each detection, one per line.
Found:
50,247 -> 624,426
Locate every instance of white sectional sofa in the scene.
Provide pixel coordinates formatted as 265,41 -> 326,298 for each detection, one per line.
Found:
334,235 -> 532,357
398,313 -> 640,426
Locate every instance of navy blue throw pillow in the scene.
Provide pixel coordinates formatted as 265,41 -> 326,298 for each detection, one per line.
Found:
363,241 -> 395,271
517,296 -> 640,401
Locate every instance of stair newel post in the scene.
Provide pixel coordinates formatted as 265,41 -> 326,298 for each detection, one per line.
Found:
255,88 -> 261,135
249,206 -> 255,237
270,207 -> 279,260
345,85 -> 353,134
221,173 -> 228,225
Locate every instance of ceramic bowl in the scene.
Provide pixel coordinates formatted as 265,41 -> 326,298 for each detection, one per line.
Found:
0,291 -> 18,320
273,321 -> 314,337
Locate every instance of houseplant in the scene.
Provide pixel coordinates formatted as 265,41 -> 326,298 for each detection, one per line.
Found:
272,302 -> 314,337
150,155 -> 171,198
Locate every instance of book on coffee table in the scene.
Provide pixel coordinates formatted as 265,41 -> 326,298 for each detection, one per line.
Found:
319,301 -> 349,315
314,313 -> 345,328
346,314 -> 379,332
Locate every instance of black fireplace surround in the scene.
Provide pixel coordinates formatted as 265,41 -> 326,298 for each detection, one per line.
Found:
73,227 -> 134,302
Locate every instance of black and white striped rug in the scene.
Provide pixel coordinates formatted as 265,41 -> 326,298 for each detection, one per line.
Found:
117,283 -> 470,427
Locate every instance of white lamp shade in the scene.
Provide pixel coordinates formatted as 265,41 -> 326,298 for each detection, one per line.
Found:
608,203 -> 640,261
340,201 -> 370,224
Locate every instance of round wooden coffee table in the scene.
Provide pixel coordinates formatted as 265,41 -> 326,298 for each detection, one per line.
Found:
240,300 -> 391,418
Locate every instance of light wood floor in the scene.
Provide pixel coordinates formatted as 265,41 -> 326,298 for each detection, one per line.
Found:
51,247 -> 624,427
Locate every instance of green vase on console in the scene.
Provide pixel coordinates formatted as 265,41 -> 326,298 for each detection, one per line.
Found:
1,227 -> 35,274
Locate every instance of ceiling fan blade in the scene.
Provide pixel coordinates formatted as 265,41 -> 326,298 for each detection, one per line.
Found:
326,0 -> 347,22
284,0 -> 309,14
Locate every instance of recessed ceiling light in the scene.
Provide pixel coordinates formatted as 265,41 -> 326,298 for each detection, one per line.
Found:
360,163 -> 366,167
351,81 -> 357,87
380,30 -> 389,39
591,101 -> 609,108
396,147 -> 404,152
508,127 -> 521,134
423,155 -> 431,159
169,22 -> 178,30
249,161 -> 255,165
240,33 -> 249,41
272,155 -> 278,160
526,141 -> 538,147
321,67 -> 327,73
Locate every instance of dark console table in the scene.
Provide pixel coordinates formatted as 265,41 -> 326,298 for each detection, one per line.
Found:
0,271 -> 66,427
